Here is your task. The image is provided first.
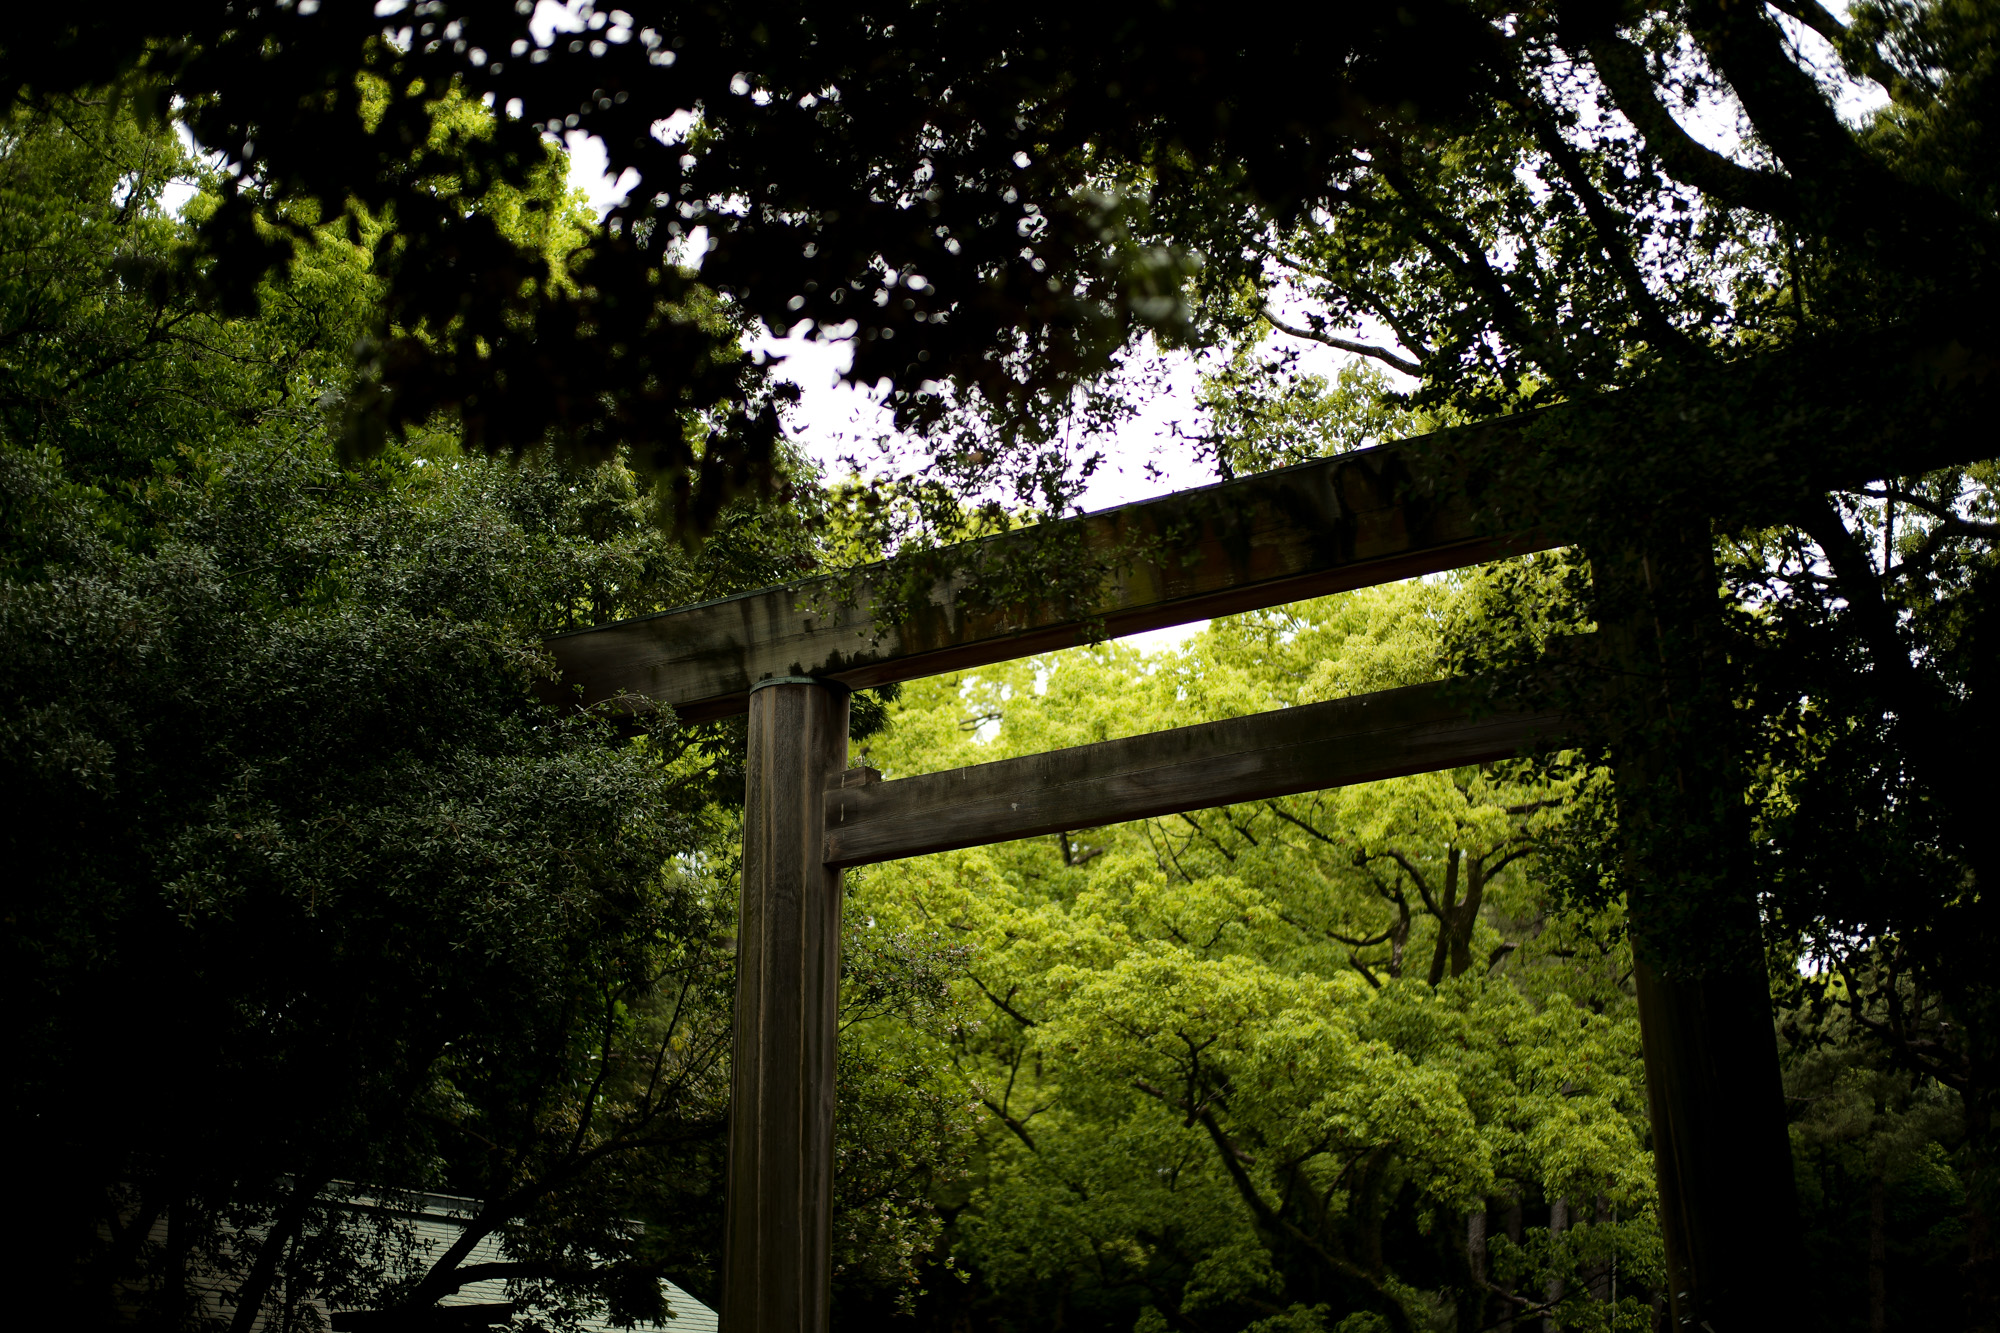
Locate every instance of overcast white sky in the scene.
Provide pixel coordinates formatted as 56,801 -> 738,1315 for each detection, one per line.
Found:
560,129 -> 1370,516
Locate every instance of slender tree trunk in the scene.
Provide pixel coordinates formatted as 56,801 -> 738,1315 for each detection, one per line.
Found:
1467,1208 -> 1489,1333
1587,1193 -> 1612,1303
1500,1194 -> 1523,1333
1869,1164 -> 1888,1333
227,1173 -> 329,1333
1429,846 -> 1462,987
1448,858 -> 1487,979
1544,1195 -> 1568,1333
1390,895 -> 1410,980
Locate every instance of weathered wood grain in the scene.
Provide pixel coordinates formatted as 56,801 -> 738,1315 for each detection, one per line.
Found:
723,682 -> 848,1333
543,315 -> 2000,723
823,676 -> 1570,868
545,430 -> 1550,722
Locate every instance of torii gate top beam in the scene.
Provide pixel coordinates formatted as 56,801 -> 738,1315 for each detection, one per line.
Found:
542,319 -> 1998,723
545,424 -> 1553,721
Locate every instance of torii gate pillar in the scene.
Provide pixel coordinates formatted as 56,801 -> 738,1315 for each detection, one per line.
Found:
723,679 -> 849,1333
1594,531 -> 1800,1329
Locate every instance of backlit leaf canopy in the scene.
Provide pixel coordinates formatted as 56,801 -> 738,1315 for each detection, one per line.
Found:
9,0 -> 1990,526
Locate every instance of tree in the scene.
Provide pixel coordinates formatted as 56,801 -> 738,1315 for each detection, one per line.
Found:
1780,985 -> 1969,1333
7,1 -> 1988,514
10,3 -> 2000,1323
838,577 -> 1664,1332
0,98 -> 936,1331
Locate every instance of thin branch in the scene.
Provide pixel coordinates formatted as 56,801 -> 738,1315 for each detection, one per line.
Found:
969,974 -> 1039,1029
1384,849 -> 1442,918
567,988 -> 624,1160
1178,810 -> 1239,863
981,1096 -> 1043,1153
1266,803 -> 1344,849
1371,156 -> 1555,383
1516,88 -> 1693,359
1869,487 -> 2000,540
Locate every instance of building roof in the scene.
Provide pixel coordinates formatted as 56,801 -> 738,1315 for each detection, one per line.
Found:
332,1191 -> 717,1333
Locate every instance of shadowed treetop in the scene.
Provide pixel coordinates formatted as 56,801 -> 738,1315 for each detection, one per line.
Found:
5,0 -> 1995,530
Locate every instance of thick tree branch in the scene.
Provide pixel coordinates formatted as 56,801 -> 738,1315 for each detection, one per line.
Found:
1192,1109 -> 1416,1333
1581,31 -> 1799,219
1680,0 -> 1973,258
1258,307 -> 1423,376
1762,0 -> 1937,111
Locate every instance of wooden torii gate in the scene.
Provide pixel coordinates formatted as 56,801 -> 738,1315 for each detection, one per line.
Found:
542,332 -> 1997,1332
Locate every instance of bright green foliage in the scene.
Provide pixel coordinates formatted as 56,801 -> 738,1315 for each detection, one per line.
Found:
1192,348 -> 1456,483
839,577 -> 1663,1332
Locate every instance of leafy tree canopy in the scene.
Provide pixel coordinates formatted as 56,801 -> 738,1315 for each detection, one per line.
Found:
0,95 -> 940,1331
6,0 -> 1993,527
836,576 -> 1667,1332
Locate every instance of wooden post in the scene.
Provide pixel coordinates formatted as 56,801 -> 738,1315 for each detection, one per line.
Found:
724,679 -> 849,1333
1591,532 -> 1799,1329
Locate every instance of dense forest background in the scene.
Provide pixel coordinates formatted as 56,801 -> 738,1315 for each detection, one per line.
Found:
5,0 -> 2000,1326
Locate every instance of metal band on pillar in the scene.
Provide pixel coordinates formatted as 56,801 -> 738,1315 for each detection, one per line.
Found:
723,676 -> 849,1333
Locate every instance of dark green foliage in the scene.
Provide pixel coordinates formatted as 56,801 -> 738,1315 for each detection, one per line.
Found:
0,420 -> 729,1326
9,0 -> 1992,534
0,100 -> 959,1330
5,0 -> 2000,1326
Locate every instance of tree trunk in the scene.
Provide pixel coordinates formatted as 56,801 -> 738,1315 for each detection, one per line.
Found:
1389,895 -> 1410,980
1428,846 -> 1462,987
723,680 -> 849,1333
1543,1195 -> 1568,1333
1467,1208 -> 1489,1333
1448,857 -> 1487,979
1586,1193 -> 1612,1303
1869,1164 -> 1888,1333
1501,1194 -> 1523,1333
1590,531 -> 1801,1331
